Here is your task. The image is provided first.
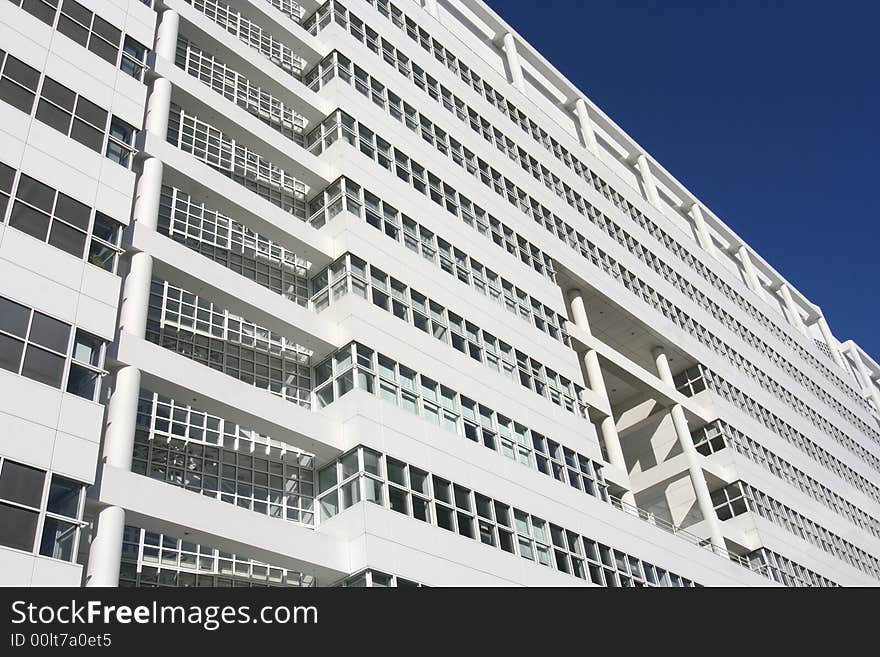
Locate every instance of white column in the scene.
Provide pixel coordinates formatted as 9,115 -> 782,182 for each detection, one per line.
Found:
568,290 -> 635,506
501,33 -> 527,94
635,154 -> 661,208
653,347 -> 726,555
424,0 -> 439,19
688,203 -> 716,256
155,9 -> 179,62
847,346 -> 880,415
133,158 -> 163,230
85,506 -> 125,587
103,366 -> 142,471
144,77 -> 172,139
814,315 -> 846,369
574,98 -> 601,158
777,283 -> 807,335
733,244 -> 765,301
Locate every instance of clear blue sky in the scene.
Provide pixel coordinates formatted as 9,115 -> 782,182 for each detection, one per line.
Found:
489,0 -> 878,358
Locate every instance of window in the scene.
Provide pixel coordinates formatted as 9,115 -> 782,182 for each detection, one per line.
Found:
0,458 -> 85,562
105,117 -> 137,167
0,295 -> 106,394
39,475 -> 83,560
120,36 -> 148,80
0,51 -> 40,114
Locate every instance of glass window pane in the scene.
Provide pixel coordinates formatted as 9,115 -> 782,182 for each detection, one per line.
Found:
36,99 -> 73,133
46,476 -> 81,517
0,298 -> 31,337
28,312 -> 70,352
74,96 -> 107,128
72,331 -> 101,366
9,201 -> 51,241
66,364 -> 98,399
0,460 -> 45,507
48,220 -> 87,257
0,502 -> 39,551
54,193 -> 90,230
0,334 -> 24,373
22,345 -> 66,387
70,119 -> 104,152
0,77 -> 36,114
39,517 -> 77,561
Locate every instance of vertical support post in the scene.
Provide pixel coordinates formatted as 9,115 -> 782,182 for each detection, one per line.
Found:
568,290 -> 636,506
814,314 -> 846,369
574,98 -> 601,158
635,154 -> 661,208
778,283 -> 808,335
85,506 -> 126,587
502,33 -> 527,93
653,347 -> 727,555
688,203 -> 716,257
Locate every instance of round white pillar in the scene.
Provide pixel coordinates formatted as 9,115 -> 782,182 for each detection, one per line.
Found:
652,347 -> 726,554
85,506 -> 126,587
502,33 -> 526,93
144,77 -> 172,139
155,9 -> 180,63
133,157 -> 163,230
574,99 -> 601,158
104,365 -> 142,471
119,252 -> 154,339
635,154 -> 661,208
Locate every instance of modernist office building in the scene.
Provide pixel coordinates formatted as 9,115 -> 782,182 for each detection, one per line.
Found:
0,0 -> 878,588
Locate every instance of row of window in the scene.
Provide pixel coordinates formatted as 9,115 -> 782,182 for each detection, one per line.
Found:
677,365 -> 880,504
317,446 -> 697,587
306,111 -> 556,282
0,160 -> 123,272
306,93 -> 880,473
307,46 -> 878,438
314,342 -> 609,503
0,49 -> 137,167
693,420 -> 880,538
157,185 -> 311,306
336,0 -> 865,416
176,36 -> 306,145
746,547 -> 837,588
301,47 -> 877,451
310,177 -> 570,346
336,569 -> 424,587
184,0 -> 306,78
0,295 -> 106,401
145,279 -> 312,407
8,0 -> 148,80
311,253 -> 586,417
713,481 -> 880,580
167,104 -> 307,219
132,389 -> 317,526
120,525 -> 314,587
0,457 -> 85,564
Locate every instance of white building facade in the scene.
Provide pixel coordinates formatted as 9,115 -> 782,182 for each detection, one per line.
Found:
0,0 -> 878,588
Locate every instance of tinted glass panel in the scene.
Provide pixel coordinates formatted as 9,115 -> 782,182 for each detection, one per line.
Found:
9,201 -> 50,240
0,334 -> 24,373
39,78 -> 75,110
54,193 -> 90,230
48,221 -> 87,257
0,78 -> 36,114
0,461 -> 45,507
0,298 -> 30,337
46,476 -> 81,517
22,345 -> 65,387
28,312 -> 70,352
0,503 -> 38,551
15,175 -> 54,212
